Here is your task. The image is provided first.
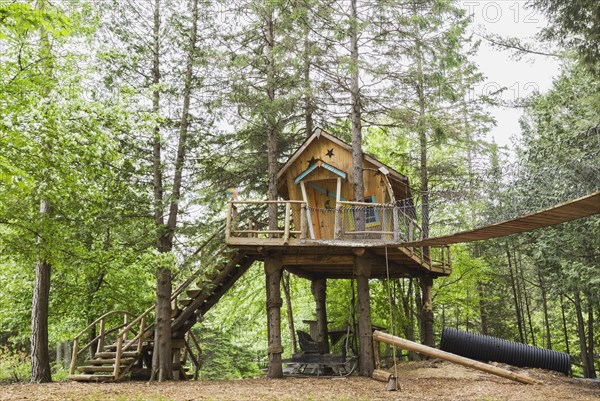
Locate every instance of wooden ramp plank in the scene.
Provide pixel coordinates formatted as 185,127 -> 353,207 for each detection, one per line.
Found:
402,191 -> 600,247
372,331 -> 540,385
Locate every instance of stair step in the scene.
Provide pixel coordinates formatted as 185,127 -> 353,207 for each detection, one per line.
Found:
95,351 -> 139,358
68,374 -> 115,382
87,357 -> 136,365
77,365 -> 129,373
186,289 -> 201,298
104,341 -> 139,352
179,298 -> 193,307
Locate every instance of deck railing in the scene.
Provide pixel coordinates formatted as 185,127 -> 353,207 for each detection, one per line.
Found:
225,199 -> 451,272
226,200 -> 306,244
226,199 -> 421,243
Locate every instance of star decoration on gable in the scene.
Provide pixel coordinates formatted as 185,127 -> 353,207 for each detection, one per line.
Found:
307,156 -> 318,165
326,148 -> 334,158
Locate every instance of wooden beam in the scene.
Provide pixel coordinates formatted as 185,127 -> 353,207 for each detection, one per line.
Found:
300,181 -> 315,240
282,254 -> 354,266
373,331 -> 540,385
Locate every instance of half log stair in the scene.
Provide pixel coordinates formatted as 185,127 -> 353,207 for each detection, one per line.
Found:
68,247 -> 256,382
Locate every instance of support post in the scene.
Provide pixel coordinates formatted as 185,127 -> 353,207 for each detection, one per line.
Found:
392,207 -> 399,242
334,204 -> 342,240
225,202 -> 232,241
355,256 -> 374,377
265,254 -> 284,378
300,204 -> 307,241
420,275 -> 434,348
283,202 -> 291,244
311,278 -> 329,354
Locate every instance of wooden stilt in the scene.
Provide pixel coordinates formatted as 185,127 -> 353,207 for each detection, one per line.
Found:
311,278 -> 329,353
265,254 -> 284,378
420,275 -> 434,347
355,255 -> 374,376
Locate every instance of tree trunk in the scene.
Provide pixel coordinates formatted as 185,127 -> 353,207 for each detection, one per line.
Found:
149,0 -> 174,382
399,278 -> 417,361
31,199 -> 52,383
303,23 -> 313,137
355,256 -> 373,376
419,275 -> 434,347
265,4 -> 279,232
349,0 -> 364,219
478,282 -> 489,335
414,279 -> 424,344
573,291 -> 591,378
30,0 -> 53,383
506,243 -> 525,343
537,267 -> 552,349
281,272 -> 297,354
265,255 -> 283,378
560,293 -> 570,355
517,253 -> 535,346
64,341 -> 71,369
311,278 -> 329,353
414,35 -> 429,243
586,292 -> 596,378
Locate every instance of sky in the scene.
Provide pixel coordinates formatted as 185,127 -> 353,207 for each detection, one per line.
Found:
460,0 -> 562,148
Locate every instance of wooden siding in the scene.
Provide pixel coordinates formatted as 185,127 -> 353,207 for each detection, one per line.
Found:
281,135 -> 394,239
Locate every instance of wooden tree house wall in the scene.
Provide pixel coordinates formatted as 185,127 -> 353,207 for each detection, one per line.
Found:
276,129 -> 413,239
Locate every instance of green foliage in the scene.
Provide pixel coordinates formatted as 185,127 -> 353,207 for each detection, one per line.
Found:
0,346 -> 30,383
195,325 -> 262,380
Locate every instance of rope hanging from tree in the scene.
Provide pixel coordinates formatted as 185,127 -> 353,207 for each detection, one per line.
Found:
384,246 -> 401,391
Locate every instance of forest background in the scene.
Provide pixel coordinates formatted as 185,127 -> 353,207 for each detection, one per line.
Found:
0,0 -> 598,383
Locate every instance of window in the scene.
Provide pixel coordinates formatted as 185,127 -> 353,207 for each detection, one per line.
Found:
364,195 -> 380,228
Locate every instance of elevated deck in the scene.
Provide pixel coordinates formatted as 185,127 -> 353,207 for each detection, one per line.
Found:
225,200 -> 451,278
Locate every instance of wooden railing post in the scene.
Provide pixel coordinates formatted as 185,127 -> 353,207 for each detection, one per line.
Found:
113,334 -> 123,379
300,203 -> 307,242
408,220 -> 414,242
392,207 -> 400,242
334,204 -> 342,240
225,202 -> 232,241
138,317 -> 146,351
96,318 -> 105,354
232,204 -> 238,231
70,338 -> 78,375
123,314 -> 129,342
283,202 -> 291,244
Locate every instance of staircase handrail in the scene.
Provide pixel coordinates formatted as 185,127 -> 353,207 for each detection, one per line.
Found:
69,226 -> 228,379
115,242 -> 229,344
69,310 -> 137,375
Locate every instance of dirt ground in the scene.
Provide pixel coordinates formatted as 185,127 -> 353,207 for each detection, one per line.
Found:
1,361 -> 599,401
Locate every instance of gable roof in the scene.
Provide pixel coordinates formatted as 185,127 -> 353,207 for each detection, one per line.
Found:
276,127 -> 412,199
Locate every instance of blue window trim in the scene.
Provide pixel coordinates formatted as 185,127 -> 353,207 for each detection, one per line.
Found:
294,160 -> 347,184
306,182 -> 346,201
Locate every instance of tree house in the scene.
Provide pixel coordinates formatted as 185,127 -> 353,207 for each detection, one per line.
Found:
225,128 -> 451,377
66,127 -> 599,382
